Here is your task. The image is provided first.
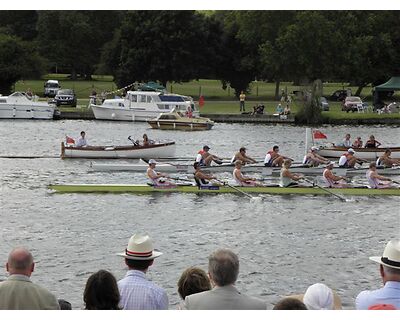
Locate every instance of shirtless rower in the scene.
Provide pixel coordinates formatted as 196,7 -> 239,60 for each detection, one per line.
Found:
233,160 -> 261,186
264,145 -> 290,167
280,159 -> 304,187
338,148 -> 363,168
146,159 -> 176,187
231,147 -> 257,165
193,162 -> 218,187
323,161 -> 348,188
303,146 -> 330,166
376,149 -> 400,167
364,135 -> 381,148
195,145 -> 223,167
366,162 -> 393,189
352,136 -> 363,148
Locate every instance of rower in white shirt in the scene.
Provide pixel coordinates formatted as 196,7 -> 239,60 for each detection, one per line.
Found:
366,162 -> 393,189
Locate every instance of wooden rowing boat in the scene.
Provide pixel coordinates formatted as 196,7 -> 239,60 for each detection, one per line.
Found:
316,145 -> 400,160
147,111 -> 214,131
61,141 -> 176,159
48,184 -> 400,196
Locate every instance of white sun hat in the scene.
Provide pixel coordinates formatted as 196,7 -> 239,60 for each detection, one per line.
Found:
148,159 -> 157,164
303,283 -> 334,310
117,233 -> 162,260
369,239 -> 400,270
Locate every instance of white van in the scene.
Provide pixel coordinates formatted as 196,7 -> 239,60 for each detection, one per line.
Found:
44,80 -> 61,97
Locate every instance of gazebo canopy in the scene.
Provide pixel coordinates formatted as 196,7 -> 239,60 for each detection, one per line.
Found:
375,77 -> 400,91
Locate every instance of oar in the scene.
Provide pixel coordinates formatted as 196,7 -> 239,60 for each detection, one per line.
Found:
302,178 -> 348,202
215,179 -> 261,201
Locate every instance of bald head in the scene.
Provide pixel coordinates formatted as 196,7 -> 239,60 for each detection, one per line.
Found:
6,247 -> 34,276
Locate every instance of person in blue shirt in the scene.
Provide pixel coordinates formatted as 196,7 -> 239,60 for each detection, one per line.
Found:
356,240 -> 400,309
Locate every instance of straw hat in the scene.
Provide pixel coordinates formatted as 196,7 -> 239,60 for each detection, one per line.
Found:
117,234 -> 162,260
369,239 -> 400,269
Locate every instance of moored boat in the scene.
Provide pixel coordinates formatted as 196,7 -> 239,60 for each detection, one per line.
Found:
61,141 -> 176,159
48,183 -> 400,196
147,111 -> 214,131
0,92 -> 56,120
91,90 -> 199,122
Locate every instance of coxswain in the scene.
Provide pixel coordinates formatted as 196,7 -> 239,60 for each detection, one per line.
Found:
302,146 -> 330,166
264,145 -> 290,167
376,149 -> 400,167
338,148 -> 363,168
195,145 -> 223,166
230,147 -> 257,165
193,162 -> 217,187
280,159 -> 304,187
233,160 -> 261,186
366,162 -> 393,189
146,159 -> 175,187
322,162 -> 348,188
364,135 -> 381,148
76,131 -> 88,147
352,136 -> 363,148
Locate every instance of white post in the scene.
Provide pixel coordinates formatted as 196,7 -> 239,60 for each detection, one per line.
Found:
305,127 -> 311,156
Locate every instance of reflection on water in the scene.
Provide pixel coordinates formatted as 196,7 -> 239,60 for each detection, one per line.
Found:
0,120 -> 399,309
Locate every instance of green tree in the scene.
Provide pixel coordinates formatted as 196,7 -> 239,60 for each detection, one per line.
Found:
0,11 -> 38,40
0,33 -> 44,93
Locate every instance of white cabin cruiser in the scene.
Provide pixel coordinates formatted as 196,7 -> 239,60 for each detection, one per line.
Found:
0,92 -> 56,120
90,90 -> 199,122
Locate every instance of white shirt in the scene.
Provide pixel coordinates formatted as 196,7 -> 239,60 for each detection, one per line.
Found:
338,155 -> 348,166
76,137 -> 87,147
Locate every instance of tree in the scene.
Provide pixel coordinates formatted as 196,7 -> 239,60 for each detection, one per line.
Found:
0,11 -> 38,40
0,33 -> 44,93
107,11 -> 213,88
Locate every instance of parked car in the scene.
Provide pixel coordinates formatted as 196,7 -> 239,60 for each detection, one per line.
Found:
55,89 -> 77,107
329,89 -> 347,101
319,97 -> 329,111
342,96 -> 363,112
44,80 -> 61,97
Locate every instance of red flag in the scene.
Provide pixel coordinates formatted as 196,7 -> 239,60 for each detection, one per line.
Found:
313,130 -> 327,139
198,95 -> 205,108
66,136 -> 75,144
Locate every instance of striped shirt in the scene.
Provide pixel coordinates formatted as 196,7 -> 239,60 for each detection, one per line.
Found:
118,270 -> 168,310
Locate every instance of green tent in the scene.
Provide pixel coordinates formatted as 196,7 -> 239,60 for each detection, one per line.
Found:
138,81 -> 166,92
374,77 -> 400,91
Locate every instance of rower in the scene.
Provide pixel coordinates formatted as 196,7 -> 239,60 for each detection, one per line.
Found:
303,146 -> 330,167
280,159 -> 304,187
146,159 -> 176,187
364,135 -> 381,148
323,161 -> 348,188
233,160 -> 261,186
76,131 -> 88,147
338,148 -> 363,168
195,145 -> 223,166
366,162 -> 393,189
264,145 -> 289,167
193,162 -> 217,187
230,147 -> 257,165
376,149 -> 400,167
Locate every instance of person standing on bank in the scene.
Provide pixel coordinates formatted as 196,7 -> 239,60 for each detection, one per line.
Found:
117,233 -> 168,310
239,91 -> 246,112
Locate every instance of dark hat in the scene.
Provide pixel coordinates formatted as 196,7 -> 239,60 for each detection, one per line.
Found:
203,145 -> 210,150
239,147 -> 246,152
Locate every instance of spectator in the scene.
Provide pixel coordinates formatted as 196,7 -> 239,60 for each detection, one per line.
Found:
239,91 -> 246,112
76,131 -> 88,147
117,233 -> 168,310
352,136 -> 363,148
58,299 -> 72,310
177,267 -> 211,300
273,298 -> 307,310
183,249 -> 266,309
356,239 -> 400,309
0,247 -> 59,310
276,103 -> 284,115
84,270 -> 120,310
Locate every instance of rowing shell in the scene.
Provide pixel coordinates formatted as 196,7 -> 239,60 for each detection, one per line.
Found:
48,184 -> 400,196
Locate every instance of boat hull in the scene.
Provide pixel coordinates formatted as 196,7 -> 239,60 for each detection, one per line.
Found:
48,184 -> 400,196
0,104 -> 55,119
147,120 -> 213,131
316,146 -> 400,160
61,142 -> 176,159
91,105 -> 160,121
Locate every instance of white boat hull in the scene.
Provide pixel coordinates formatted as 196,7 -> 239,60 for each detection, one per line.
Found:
91,105 -> 162,122
316,146 -> 400,160
61,142 -> 176,159
0,99 -> 55,120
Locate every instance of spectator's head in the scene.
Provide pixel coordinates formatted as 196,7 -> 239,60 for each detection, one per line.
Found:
370,239 -> 400,283
58,299 -> 72,310
177,267 -> 211,300
303,283 -> 334,310
6,247 -> 34,277
208,249 -> 239,287
273,298 -> 307,310
117,233 -> 162,272
83,270 -> 120,310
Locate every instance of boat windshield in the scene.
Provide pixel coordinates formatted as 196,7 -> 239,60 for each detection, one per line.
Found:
159,95 -> 185,102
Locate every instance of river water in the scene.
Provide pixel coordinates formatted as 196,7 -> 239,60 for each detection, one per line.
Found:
0,119 -> 399,309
